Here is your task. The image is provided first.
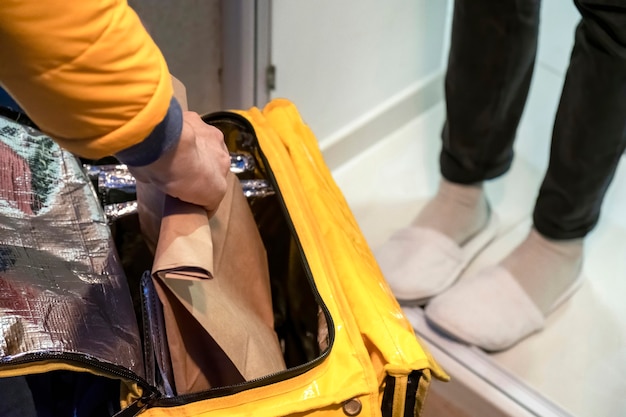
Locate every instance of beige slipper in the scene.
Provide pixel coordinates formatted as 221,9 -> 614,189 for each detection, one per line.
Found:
424,265 -> 584,351
375,214 -> 498,305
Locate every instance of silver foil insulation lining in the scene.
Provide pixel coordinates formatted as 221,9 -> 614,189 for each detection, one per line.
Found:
0,116 -> 143,376
85,154 -> 275,221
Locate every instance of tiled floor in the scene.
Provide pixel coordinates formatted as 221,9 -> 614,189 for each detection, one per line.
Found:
330,4 -> 626,416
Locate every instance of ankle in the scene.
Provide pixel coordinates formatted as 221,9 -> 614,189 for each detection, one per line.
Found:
501,228 -> 584,314
413,179 -> 488,244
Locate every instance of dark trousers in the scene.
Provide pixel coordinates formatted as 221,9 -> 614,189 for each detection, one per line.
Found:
440,0 -> 626,239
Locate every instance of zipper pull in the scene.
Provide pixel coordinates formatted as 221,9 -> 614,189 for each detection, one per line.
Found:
112,392 -> 158,417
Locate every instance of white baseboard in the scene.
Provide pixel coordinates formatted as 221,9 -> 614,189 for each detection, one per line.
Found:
321,71 -> 444,171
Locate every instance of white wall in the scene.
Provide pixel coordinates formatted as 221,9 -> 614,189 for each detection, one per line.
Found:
270,1 -> 450,147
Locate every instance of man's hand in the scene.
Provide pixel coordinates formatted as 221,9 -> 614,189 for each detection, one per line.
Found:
129,111 -> 230,215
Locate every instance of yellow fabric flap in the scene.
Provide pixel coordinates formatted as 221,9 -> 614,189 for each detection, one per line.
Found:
254,99 -> 447,382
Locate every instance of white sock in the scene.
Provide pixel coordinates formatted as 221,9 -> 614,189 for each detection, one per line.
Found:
413,179 -> 489,245
501,228 -> 584,314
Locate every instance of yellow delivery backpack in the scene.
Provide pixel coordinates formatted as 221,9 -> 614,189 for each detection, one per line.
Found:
0,99 -> 447,417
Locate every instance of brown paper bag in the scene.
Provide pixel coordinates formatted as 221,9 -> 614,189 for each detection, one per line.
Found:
138,170 -> 286,395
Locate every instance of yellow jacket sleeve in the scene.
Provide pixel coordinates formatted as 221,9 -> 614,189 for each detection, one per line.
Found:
0,0 -> 173,159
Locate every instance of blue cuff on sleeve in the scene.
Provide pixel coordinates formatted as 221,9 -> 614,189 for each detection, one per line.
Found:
115,97 -> 183,166
0,88 -> 22,112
